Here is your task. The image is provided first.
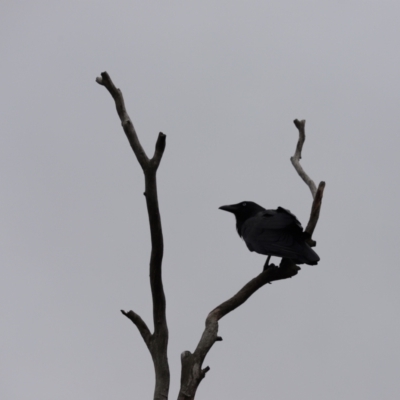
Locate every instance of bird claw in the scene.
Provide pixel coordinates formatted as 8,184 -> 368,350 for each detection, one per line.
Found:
263,263 -> 277,272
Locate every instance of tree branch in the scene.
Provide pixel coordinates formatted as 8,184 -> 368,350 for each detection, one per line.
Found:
151,132 -> 167,170
96,72 -> 149,170
97,72 -> 169,400
178,119 -> 326,399
291,119 -> 326,243
177,260 -> 300,400
290,119 -> 317,198
121,310 -> 152,349
305,181 -> 325,239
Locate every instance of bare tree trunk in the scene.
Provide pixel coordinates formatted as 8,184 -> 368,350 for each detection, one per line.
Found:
96,72 -> 169,400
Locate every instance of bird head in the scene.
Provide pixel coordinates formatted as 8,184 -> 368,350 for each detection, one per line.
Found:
219,201 -> 266,235
219,201 -> 265,217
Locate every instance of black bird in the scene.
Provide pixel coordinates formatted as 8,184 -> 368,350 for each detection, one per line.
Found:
219,201 -> 320,266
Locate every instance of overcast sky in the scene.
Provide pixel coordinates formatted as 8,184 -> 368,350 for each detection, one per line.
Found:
2,1 -> 400,399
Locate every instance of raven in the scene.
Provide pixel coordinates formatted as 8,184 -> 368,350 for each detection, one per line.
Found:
219,201 -> 320,266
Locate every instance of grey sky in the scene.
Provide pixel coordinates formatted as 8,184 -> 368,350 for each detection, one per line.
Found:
1,1 -> 400,399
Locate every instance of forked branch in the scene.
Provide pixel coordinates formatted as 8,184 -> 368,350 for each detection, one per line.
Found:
96,72 -> 169,400
178,119 -> 326,400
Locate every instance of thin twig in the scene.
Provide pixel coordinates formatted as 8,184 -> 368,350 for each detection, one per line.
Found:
121,310 -> 152,348
290,119 -> 317,198
96,72 -> 149,169
291,119 -> 326,242
305,181 -> 325,238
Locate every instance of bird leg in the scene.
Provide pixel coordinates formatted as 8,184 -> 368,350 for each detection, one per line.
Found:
263,255 -> 272,271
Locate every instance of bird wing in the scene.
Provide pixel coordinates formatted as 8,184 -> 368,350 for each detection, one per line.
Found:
241,209 -> 306,259
256,207 -> 303,231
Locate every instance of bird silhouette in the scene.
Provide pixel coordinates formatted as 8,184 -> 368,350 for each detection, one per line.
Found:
219,201 -> 319,267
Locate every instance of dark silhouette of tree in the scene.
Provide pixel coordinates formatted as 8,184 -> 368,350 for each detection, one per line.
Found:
96,72 -> 325,400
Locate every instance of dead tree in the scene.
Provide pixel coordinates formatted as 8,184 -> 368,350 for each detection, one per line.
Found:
96,72 -> 325,400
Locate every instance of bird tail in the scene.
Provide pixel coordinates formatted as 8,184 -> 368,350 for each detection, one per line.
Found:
302,245 -> 320,265
275,239 -> 320,265
267,240 -> 320,265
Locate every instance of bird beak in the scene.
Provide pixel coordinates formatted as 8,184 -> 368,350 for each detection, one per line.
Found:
219,205 -> 236,213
